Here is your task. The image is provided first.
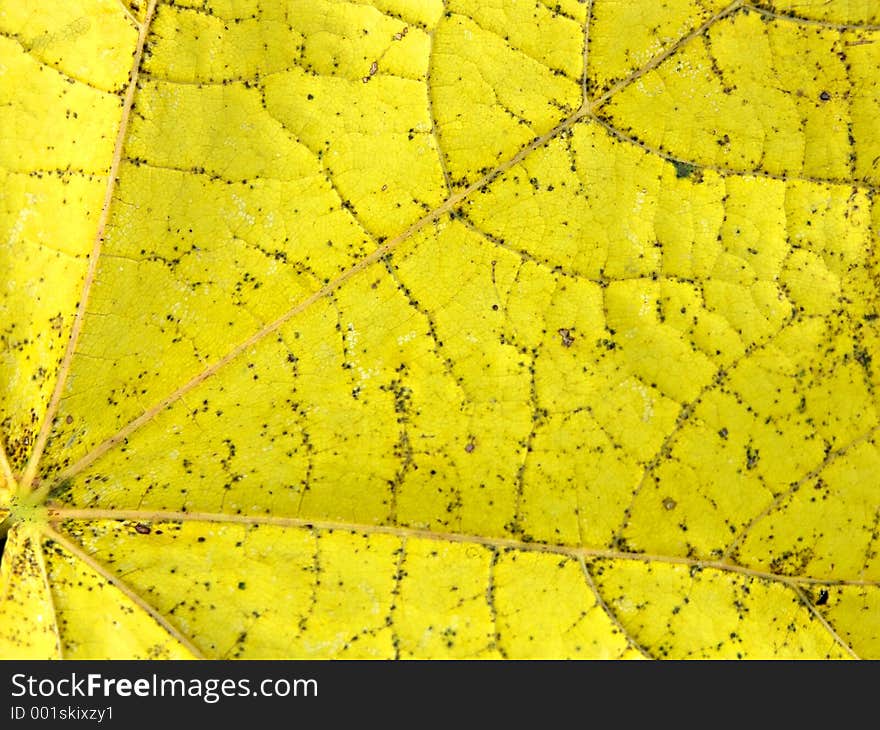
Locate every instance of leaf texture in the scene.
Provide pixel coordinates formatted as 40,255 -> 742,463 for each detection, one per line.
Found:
0,0 -> 878,659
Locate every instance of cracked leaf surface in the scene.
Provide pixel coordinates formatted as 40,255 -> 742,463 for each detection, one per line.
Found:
0,0 -> 878,659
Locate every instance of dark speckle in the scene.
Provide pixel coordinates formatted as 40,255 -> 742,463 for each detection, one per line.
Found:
745,445 -> 759,470
854,347 -> 872,372
672,160 -> 700,180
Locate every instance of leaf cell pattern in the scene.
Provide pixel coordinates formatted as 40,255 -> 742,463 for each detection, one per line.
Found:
0,0 -> 878,658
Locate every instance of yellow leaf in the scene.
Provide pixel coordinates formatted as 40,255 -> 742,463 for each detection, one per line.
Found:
1,0 -> 878,659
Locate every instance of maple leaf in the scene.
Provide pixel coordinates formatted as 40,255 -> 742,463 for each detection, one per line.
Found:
1,0 -> 879,659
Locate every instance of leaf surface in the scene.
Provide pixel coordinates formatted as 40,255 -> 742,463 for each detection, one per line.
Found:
1,0 -> 878,659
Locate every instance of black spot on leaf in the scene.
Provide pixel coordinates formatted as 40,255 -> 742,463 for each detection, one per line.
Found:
745,446 -> 760,470
672,160 -> 701,180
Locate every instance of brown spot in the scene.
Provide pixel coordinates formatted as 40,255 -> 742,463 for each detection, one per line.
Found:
819,90 -> 831,102
663,498 -> 677,511
65,415 -> 73,424
464,439 -> 476,453
558,328 -> 575,347
134,523 -> 151,535
363,60 -> 379,83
